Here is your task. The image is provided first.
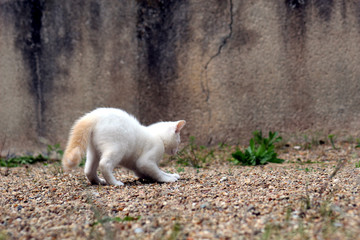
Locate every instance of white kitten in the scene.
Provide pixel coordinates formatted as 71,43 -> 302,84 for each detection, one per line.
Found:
62,108 -> 186,186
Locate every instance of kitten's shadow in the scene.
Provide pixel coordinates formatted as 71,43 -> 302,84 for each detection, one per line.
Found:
87,178 -> 188,188
122,178 -> 188,186
123,179 -> 156,186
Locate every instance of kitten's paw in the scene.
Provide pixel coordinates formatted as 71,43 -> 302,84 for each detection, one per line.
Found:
160,175 -> 178,183
171,173 -> 180,179
113,181 -> 125,186
98,178 -> 107,185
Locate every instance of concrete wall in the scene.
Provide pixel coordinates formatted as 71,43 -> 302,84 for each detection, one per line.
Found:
1,0 -> 360,154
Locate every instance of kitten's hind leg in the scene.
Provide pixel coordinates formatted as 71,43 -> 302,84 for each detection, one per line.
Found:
99,150 -> 124,186
85,144 -> 106,185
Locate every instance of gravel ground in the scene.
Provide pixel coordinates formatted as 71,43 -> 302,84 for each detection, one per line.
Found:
1,144 -> 360,240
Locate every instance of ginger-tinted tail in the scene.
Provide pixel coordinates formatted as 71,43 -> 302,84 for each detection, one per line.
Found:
62,114 -> 97,171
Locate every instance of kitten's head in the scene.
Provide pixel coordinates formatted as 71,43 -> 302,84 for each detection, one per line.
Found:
150,120 -> 186,155
167,120 -> 186,155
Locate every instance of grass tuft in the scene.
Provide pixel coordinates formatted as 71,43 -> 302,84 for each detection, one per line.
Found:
229,131 -> 284,166
171,136 -> 214,168
0,144 -> 63,168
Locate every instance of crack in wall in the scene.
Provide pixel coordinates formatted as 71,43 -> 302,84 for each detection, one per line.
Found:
204,0 -> 234,71
202,0 -> 233,103
199,0 -> 233,139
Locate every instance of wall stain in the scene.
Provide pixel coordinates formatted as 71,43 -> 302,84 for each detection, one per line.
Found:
88,0 -> 102,51
314,0 -> 334,22
8,0 -> 77,137
11,0 -> 45,136
340,0 -> 346,20
355,0 -> 360,33
280,0 -> 314,129
227,1 -> 260,53
286,0 -> 306,9
136,0 -> 190,123
89,1 -> 101,31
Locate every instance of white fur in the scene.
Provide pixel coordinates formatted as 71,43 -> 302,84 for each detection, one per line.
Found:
62,108 -> 186,186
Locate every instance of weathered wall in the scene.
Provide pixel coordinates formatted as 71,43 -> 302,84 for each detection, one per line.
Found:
1,0 -> 360,154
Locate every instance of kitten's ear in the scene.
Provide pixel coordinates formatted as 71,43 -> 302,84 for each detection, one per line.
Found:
175,120 -> 186,133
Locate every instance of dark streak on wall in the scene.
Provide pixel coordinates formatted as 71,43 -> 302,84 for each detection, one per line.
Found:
40,1 -> 77,134
8,0 -> 78,137
281,0 -> 314,129
314,0 -> 334,22
355,1 -> 360,33
89,1 -> 102,50
340,0 -> 347,20
11,0 -> 45,135
285,0 -> 306,10
136,0 -> 189,124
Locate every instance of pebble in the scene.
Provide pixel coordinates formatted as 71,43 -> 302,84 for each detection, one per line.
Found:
220,177 -> 228,182
134,228 -> 144,234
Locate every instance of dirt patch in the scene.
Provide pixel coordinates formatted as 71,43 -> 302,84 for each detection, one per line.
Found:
1,144 -> 359,239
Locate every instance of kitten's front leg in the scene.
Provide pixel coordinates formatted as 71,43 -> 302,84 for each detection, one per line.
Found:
136,152 -> 178,183
140,163 -> 178,182
160,171 -> 180,180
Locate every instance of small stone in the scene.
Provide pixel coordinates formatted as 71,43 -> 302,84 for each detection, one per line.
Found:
220,177 -> 228,182
134,228 -> 144,234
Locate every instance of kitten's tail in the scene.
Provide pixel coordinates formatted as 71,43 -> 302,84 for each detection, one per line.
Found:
62,114 -> 97,171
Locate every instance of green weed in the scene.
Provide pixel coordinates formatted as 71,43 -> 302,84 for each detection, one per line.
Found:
79,157 -> 87,167
168,222 -> 182,240
0,154 -> 48,168
355,160 -> 360,168
0,230 -> 8,240
260,189 -> 343,240
0,144 -> 64,168
91,215 -> 141,226
172,136 -> 214,168
328,134 -> 338,150
47,143 -> 64,160
302,133 -> 325,150
355,138 -> 360,149
88,194 -> 140,240
229,131 -> 284,166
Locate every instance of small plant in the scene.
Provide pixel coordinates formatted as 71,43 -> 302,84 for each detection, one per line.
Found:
47,143 -> 64,160
79,157 -> 87,167
172,136 -> 214,168
0,230 -> 8,240
168,222 -> 182,240
91,215 -> 141,226
328,134 -> 338,150
0,143 -> 64,168
355,160 -> 360,168
229,131 -> 284,166
0,154 -> 48,168
355,138 -> 360,148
